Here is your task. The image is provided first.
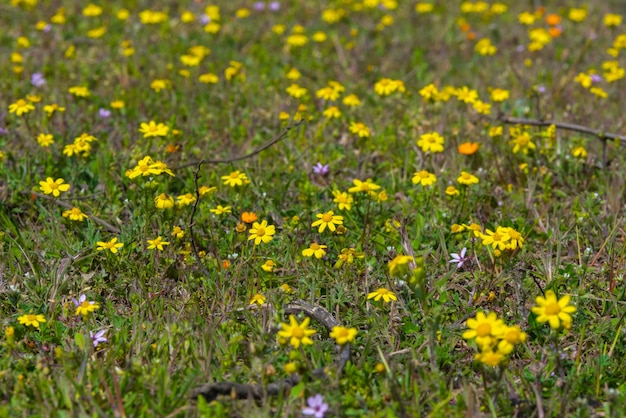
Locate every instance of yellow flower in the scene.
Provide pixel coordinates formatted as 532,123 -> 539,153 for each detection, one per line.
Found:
221,170 -> 249,187
302,243 -> 328,259
8,99 -> 35,116
445,186 -> 460,196
62,207 -> 88,221
277,315 -> 316,348
150,79 -> 170,92
509,130 -> 536,154
374,78 -> 397,96
455,86 -> 478,104
83,3 -> 102,17
96,237 -> 124,253
261,260 -> 275,272
316,86 -> 340,101
37,133 -> 54,147
475,38 -> 496,56
286,84 -> 308,98
329,326 -> 358,345
412,170 -> 437,187
568,8 -> 587,23
419,84 -> 439,101
417,132 -> 445,153
490,88 -> 510,102
176,193 -> 196,207
501,227 -> 524,249
147,236 -> 170,251
323,106 -> 342,119
210,205 -> 231,215
284,362 -> 298,374
154,193 -> 175,209
139,121 -> 169,138
18,314 -> 46,329
604,14 -> 622,28
474,349 -> 505,366
367,288 -> 397,303
348,178 -> 380,194
415,3 -> 434,13
311,210 -> 343,233
332,190 -> 353,211
342,94 -> 362,107
73,295 -> 100,317
248,220 -> 276,245
457,171 -> 479,186
480,228 -> 511,251
497,325 -> 527,354
39,177 -> 70,197
572,146 -> 587,159
110,100 -> 125,109
532,290 -> 576,329
349,121 -> 371,138
172,226 -> 185,239
199,73 -> 219,84
249,294 -> 266,306
68,86 -> 90,97
388,255 -> 413,276
462,311 -> 505,347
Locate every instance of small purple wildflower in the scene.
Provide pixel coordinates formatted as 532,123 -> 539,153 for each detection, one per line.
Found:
199,14 -> 210,25
98,108 -> 111,118
253,1 -> 265,10
535,85 -> 546,94
31,72 -> 46,87
590,74 -> 603,83
269,1 -> 280,11
302,394 -> 328,418
313,162 -> 329,176
90,330 -> 107,347
449,247 -> 469,269
72,294 -> 87,307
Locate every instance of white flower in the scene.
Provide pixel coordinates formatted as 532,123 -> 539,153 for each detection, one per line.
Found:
449,247 -> 469,269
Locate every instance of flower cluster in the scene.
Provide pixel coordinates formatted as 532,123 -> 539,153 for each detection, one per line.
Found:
463,311 -> 527,366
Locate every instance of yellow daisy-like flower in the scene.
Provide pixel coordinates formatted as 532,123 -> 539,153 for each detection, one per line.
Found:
176,193 -> 196,207
474,349 -> 505,367
329,326 -> 358,345
277,315 -> 316,348
139,120 -> 169,138
302,243 -> 327,259
497,325 -> 527,354
367,288 -> 397,303
248,220 -> 276,245
332,190 -> 353,211
37,133 -> 55,147
411,170 -> 437,187
311,210 -> 343,233
531,290 -> 576,330
9,99 -> 35,116
18,314 -> 46,329
388,255 -> 413,276
73,294 -> 100,317
457,171 -> 479,186
480,228 -> 511,251
62,207 -> 88,221
348,178 -> 381,194
349,121 -> 371,138
416,132 -> 445,153
462,311 -> 505,347
210,205 -> 231,215
261,260 -> 275,272
221,170 -> 250,187
39,177 -> 70,197
68,86 -> 90,97
147,236 -> 170,251
154,193 -> 175,209
96,237 -> 124,253
249,294 -> 266,306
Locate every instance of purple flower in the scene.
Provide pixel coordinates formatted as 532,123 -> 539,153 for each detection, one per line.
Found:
590,74 -> 603,83
313,162 -> 329,176
99,108 -> 111,118
449,247 -> 469,269
535,85 -> 546,94
199,14 -> 210,25
72,294 -> 87,307
253,1 -> 265,10
31,72 -> 46,87
269,1 -> 280,11
90,330 -> 107,347
302,394 -> 328,418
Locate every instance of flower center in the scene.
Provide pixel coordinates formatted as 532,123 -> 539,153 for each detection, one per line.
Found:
255,227 -> 265,236
476,323 -> 491,337
544,302 -> 561,316
292,326 -> 304,338
49,182 -> 59,190
322,213 -> 333,222
311,244 -> 320,250
492,233 -> 502,241
16,99 -> 27,107
230,172 -> 239,179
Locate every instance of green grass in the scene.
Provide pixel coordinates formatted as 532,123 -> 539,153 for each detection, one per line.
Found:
2,0 -> 626,416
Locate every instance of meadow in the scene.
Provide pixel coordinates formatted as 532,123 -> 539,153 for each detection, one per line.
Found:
1,0 -> 626,416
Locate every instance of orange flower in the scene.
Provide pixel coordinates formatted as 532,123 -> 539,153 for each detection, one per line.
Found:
459,23 -> 471,33
458,142 -> 479,155
548,27 -> 562,38
466,32 -> 476,41
222,260 -> 230,269
545,14 -> 561,26
241,211 -> 258,223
